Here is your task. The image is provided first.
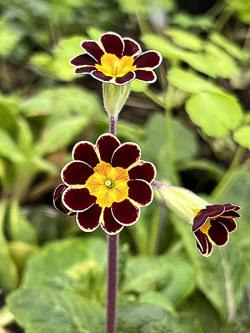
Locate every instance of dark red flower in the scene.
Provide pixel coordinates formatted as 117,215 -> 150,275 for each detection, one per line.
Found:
192,204 -> 240,257
53,133 -> 156,235
70,32 -> 162,85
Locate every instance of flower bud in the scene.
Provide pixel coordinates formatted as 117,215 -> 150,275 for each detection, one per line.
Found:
102,83 -> 130,117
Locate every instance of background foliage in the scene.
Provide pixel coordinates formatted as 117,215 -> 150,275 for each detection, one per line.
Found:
0,0 -> 250,332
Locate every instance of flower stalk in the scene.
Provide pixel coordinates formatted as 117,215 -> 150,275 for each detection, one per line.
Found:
106,114 -> 118,333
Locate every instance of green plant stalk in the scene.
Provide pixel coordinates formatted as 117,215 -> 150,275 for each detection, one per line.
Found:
211,146 -> 245,201
106,115 -> 119,333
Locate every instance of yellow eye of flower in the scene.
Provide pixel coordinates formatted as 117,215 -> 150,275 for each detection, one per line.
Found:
200,220 -> 211,235
95,53 -> 136,78
85,161 -> 129,208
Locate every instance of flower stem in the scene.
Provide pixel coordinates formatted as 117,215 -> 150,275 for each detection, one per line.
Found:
106,114 -> 119,333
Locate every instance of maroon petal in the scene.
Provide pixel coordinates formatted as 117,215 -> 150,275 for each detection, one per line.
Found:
208,221 -> 229,246
101,207 -> 124,235
62,188 -> 95,212
111,143 -> 141,168
135,70 -> 156,83
76,204 -> 101,232
123,38 -> 141,56
128,161 -> 156,183
96,134 -> 120,163
192,204 -> 225,232
194,230 -> 213,256
72,142 -> 99,168
217,217 -> 237,233
91,70 -> 112,82
115,72 -> 135,85
100,32 -> 124,57
53,184 -> 75,216
223,203 -> 240,211
128,179 -> 153,206
61,161 -> 93,186
112,199 -> 140,226
222,210 -> 240,218
134,51 -> 162,69
70,54 -> 96,67
74,66 -> 95,74
81,40 -> 104,62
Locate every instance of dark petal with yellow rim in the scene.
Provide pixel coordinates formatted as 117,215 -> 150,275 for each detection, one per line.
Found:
53,184 -> 75,216
115,72 -> 135,85
134,51 -> 162,69
128,179 -> 153,206
96,134 -> 120,163
112,143 -> 141,168
70,54 -> 96,66
73,142 -> 99,167
62,188 -> 95,212
123,38 -> 141,56
216,217 -> 237,233
101,207 -> 124,234
81,41 -> 104,62
135,70 -> 156,82
100,32 -> 124,58
91,70 -> 112,82
208,221 -> 228,246
112,199 -> 140,225
192,204 -> 225,232
61,161 -> 93,186
76,204 -> 101,231
128,161 -> 156,183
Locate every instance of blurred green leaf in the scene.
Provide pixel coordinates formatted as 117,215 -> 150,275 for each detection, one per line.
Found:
23,238 -> 106,298
130,80 -> 148,93
8,241 -> 38,274
8,285 -> 104,333
0,200 -> 18,291
139,292 -> 176,315
0,95 -> 18,133
53,36 -> 84,81
21,86 -> 101,120
186,92 -> 243,137
35,116 -> 89,155
117,303 -> 180,333
29,53 -> 54,77
226,0 -> 250,24
0,20 -> 22,57
0,129 -> 25,163
233,125 -> 250,149
8,200 -> 38,244
168,67 -> 223,94
209,32 -> 249,62
17,119 -> 34,154
166,28 -> 203,51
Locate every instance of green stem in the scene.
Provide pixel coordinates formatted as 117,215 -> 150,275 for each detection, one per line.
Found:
211,147 -> 245,201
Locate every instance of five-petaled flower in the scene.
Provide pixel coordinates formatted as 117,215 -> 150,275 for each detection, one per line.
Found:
192,204 -> 240,257
53,133 -> 156,234
70,31 -> 162,85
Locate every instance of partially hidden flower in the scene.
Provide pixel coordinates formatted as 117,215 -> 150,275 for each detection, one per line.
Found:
70,31 -> 162,85
192,204 -> 240,257
53,133 -> 156,235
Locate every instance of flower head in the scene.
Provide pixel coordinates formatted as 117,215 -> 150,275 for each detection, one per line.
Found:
70,32 -> 162,85
192,204 -> 240,257
53,133 -> 156,234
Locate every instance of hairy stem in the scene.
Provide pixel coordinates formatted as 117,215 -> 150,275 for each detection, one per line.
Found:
106,115 -> 119,333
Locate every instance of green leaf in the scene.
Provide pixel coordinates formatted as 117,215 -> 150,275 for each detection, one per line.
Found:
209,32 -> 249,62
130,80 -> 148,93
139,292 -> 176,315
8,286 -> 105,333
0,200 -> 18,291
186,92 -> 243,137
35,116 -> 89,155
117,303 -> 180,333
8,200 -> 38,244
23,238 -> 106,298
0,95 -> 18,133
21,86 -> 100,121
166,28 -> 203,51
17,119 -> 34,154
233,125 -> 250,149
0,129 -> 25,163
53,36 -> 84,81
0,20 -> 22,57
29,53 -> 54,77
168,67 -> 224,94
141,34 -> 188,60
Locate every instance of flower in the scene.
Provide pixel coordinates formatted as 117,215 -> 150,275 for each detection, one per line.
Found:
70,31 -> 162,85
192,204 -> 240,257
53,133 -> 156,235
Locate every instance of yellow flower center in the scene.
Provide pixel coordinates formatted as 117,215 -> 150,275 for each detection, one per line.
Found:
200,219 -> 211,235
85,161 -> 129,208
95,53 -> 136,78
